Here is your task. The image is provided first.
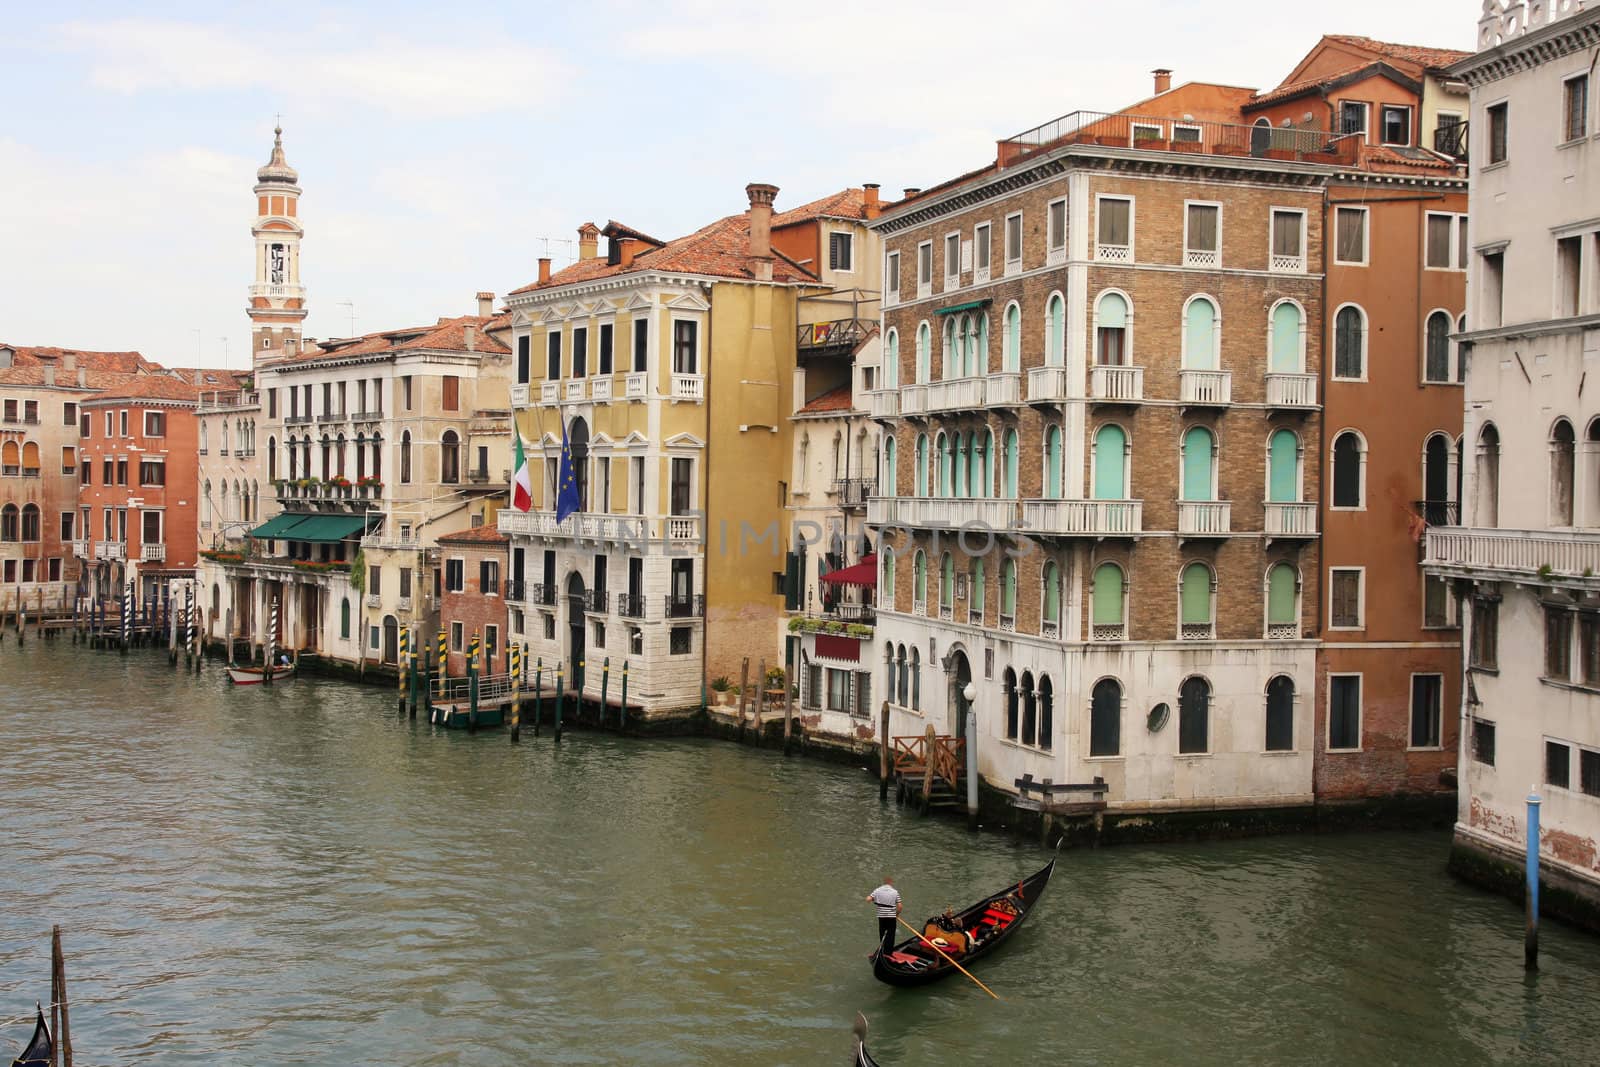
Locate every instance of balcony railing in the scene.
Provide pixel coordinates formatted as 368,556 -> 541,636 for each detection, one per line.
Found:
1266,373 -> 1317,408
496,509 -> 699,544
510,384 -> 529,407
141,543 -> 167,562
835,478 -> 877,508
1000,109 -> 1358,167
664,594 -> 704,619
866,496 -> 1019,531
591,377 -> 613,402
284,414 -> 313,425
1027,366 -> 1069,404
564,379 -> 586,402
666,515 -> 700,542
365,593 -> 382,609
584,590 -> 609,614
926,377 -> 986,412
1264,501 -> 1317,537
530,583 -> 556,606
1090,364 -> 1143,403
899,385 -> 927,417
1091,623 -> 1125,642
671,374 -> 704,402
617,593 -> 646,619
95,541 -> 125,561
798,318 -> 874,354
1416,500 -> 1460,527
1179,369 -> 1231,405
317,411 -> 346,424
868,390 -> 900,419
1423,526 -> 1600,584
351,410 -> 383,423
624,372 -> 647,399
503,579 -> 527,602
1269,253 -> 1307,274
987,372 -> 1021,405
1021,499 -> 1142,536
397,596 -> 413,613
1178,501 -> 1231,536
540,382 -> 559,404
69,539 -> 87,558
1434,120 -> 1468,163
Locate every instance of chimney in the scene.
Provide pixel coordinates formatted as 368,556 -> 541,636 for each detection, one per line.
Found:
464,324 -> 477,352
77,367 -> 86,388
43,365 -> 55,387
62,352 -> 77,372
476,291 -> 494,317
285,337 -> 297,356
578,222 -> 600,261
903,187 -> 922,199
745,182 -> 779,280
538,257 -> 552,285
863,183 -> 881,220
1152,68 -> 1173,95
618,238 -> 642,268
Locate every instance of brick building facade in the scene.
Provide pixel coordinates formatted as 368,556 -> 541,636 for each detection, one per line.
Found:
438,525 -> 509,678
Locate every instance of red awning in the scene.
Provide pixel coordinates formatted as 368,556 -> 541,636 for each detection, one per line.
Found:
819,554 -> 877,587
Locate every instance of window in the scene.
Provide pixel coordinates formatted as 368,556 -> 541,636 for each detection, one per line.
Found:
1580,613 -> 1600,686
450,621 -> 464,653
401,376 -> 413,411
1552,419 -> 1576,525
885,251 -> 900,301
1330,568 -> 1363,629
1268,209 -> 1306,272
61,401 -> 76,427
1424,311 -> 1453,383
368,565 -> 382,596
1045,294 -> 1066,367
138,458 -> 165,486
1184,203 -> 1219,267
1410,674 -> 1443,748
670,626 -> 692,655
1180,562 -> 1212,637
441,431 -> 460,484
571,327 -> 588,378
118,410 -> 128,436
673,321 -> 698,375
1096,197 -> 1131,260
1380,105 -> 1412,146
1487,102 -> 1508,164
1266,676 -> 1295,752
632,318 -> 649,372
1545,606 -> 1573,680
829,231 -> 853,272
973,223 -> 991,278
20,503 -> 41,541
944,232 -> 960,289
1557,235 -> 1583,318
480,559 -> 499,596
1471,597 -> 1499,669
116,458 -> 127,486
826,668 -> 851,711
1004,212 -> 1022,273
1426,213 -> 1467,270
1481,250 -> 1505,328
1424,575 -> 1455,628
1333,306 -> 1365,379
441,375 -> 460,411
1472,719 -> 1496,765
1269,301 -> 1304,374
1180,426 -> 1215,501
1583,749 -> 1600,797
1340,100 -> 1369,137
59,512 -> 73,541
1178,677 -> 1209,754
1182,296 -> 1218,369
1546,740 -> 1571,789
1090,679 -> 1121,757
1041,560 -> 1061,631
1334,207 -> 1368,265
1096,292 -> 1129,366
1000,558 -> 1016,621
516,335 -> 531,384
546,332 -> 562,379
1563,75 -> 1588,142
1047,199 -> 1066,261
1328,675 -> 1362,750
60,446 -> 74,474
399,567 -> 412,599
1266,562 -> 1299,637
1091,562 -> 1124,638
917,241 -> 932,295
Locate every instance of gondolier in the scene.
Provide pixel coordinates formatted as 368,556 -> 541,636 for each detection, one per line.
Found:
866,877 -> 902,951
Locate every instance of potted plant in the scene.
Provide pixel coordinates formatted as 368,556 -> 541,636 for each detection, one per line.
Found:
711,675 -> 733,706
357,475 -> 384,499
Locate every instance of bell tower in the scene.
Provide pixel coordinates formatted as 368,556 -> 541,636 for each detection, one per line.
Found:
248,124 -> 307,368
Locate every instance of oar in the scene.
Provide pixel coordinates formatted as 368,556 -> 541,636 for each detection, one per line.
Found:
895,915 -> 1000,1000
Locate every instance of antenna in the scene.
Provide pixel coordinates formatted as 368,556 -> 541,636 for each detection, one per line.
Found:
536,237 -> 578,266
219,336 -> 230,368
338,300 -> 356,337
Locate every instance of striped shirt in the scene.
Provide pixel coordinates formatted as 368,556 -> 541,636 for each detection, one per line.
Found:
870,884 -> 901,918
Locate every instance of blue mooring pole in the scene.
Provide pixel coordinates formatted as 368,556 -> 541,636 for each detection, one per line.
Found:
1526,789 -> 1541,970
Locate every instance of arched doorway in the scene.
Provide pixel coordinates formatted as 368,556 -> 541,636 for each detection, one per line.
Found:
382,614 -> 398,665
947,647 -> 973,740
566,571 -> 587,690
1250,117 -> 1271,156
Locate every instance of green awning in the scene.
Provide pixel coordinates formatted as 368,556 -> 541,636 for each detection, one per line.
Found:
283,514 -> 372,544
249,513 -> 312,539
935,299 -> 992,315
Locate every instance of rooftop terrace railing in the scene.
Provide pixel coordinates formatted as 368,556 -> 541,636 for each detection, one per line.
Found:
998,110 -> 1360,168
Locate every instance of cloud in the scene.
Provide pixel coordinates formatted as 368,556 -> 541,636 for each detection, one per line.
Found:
53,18 -> 571,118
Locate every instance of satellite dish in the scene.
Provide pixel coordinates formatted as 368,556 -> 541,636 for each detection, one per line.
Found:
1147,703 -> 1170,732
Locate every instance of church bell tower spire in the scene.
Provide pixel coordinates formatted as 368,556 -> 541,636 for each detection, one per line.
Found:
248,123 -> 307,367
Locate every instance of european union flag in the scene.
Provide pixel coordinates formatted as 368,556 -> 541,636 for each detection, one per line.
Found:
555,418 -> 581,523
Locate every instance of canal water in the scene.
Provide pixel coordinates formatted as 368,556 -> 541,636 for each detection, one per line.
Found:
1,642 -> 1597,1066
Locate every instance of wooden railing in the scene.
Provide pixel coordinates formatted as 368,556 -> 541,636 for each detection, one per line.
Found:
892,732 -> 965,793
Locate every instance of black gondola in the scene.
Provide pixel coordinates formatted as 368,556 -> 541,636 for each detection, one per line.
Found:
871,859 -> 1055,987
851,1012 -> 881,1067
9,1006 -> 51,1067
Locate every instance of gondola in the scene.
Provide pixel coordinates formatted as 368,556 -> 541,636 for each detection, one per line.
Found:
871,858 -> 1055,987
9,1006 -> 51,1067
851,1011 -> 881,1067
226,664 -> 296,685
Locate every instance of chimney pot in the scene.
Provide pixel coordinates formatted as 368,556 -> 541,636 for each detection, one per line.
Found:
476,291 -> 494,317
745,182 -> 779,280
903,187 -> 922,198
863,183 -> 881,219
464,325 -> 477,352
577,223 -> 600,261
538,257 -> 552,284
1152,68 -> 1173,95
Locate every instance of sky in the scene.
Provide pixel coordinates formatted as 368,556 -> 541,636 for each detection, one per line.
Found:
0,0 -> 1478,369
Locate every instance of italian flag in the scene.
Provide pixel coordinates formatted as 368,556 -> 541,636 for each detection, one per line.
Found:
511,431 -> 533,512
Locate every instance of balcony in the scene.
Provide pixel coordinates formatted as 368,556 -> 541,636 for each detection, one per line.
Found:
1183,248 -> 1220,269
284,414 -> 313,426
503,579 -> 527,603
1090,365 -> 1143,403
317,411 -> 346,424
95,541 -> 126,561
351,410 -> 383,424
666,515 -> 700,542
986,372 -> 1021,406
530,583 -> 556,607
397,597 -> 413,613
866,496 -> 1019,531
564,379 -> 586,402
1096,243 -> 1132,264
141,543 -> 167,562
798,318 -> 874,360
899,385 -> 928,417
584,590 -> 609,614
1091,622 -> 1125,642
1179,369 -> 1231,405
591,377 -> 613,403
617,593 -> 646,619
497,509 -> 700,545
1416,500 -> 1460,527
868,390 -> 900,420
510,384 -> 529,407
1178,501 -> 1231,537
835,478 -> 877,508
1434,120 -> 1468,163
926,377 -> 986,413
69,539 -> 87,558
624,372 -> 647,399
466,468 -> 491,484
1423,527 -> 1600,588
664,594 -> 704,619
540,382 -> 559,404
671,374 -> 704,402
1269,253 -> 1307,274
365,593 -> 382,609
1266,373 -> 1317,409
1027,366 -> 1070,404
1263,502 -> 1317,538
1021,499 -> 1142,537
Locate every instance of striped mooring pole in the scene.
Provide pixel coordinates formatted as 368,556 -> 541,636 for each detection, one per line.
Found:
467,631 -> 481,730
397,626 -> 410,714
120,579 -> 132,654
509,643 -> 522,744
184,585 -> 195,670
265,597 -> 278,685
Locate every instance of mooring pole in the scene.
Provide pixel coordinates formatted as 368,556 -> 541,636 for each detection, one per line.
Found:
965,701 -> 979,831
783,666 -> 794,754
509,644 -> 522,744
554,664 -> 565,744
533,659 -> 543,737
407,628 -> 419,719
398,626 -> 410,715
619,660 -> 629,731
1526,788 -> 1542,970
467,631 -> 480,731
879,701 -> 891,800
754,657 -> 767,744
600,657 -> 610,728
120,580 -> 131,654
737,656 -> 750,740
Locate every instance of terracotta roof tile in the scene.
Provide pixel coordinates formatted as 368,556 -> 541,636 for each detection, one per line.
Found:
796,383 -> 855,415
80,374 -> 206,404
772,188 -> 869,227
0,345 -> 158,375
601,220 -> 666,247
437,524 -> 510,545
268,315 -> 509,366
1246,66 -> 1371,107
1325,35 -> 1472,72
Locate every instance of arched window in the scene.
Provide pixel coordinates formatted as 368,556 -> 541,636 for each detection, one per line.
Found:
340,597 -> 351,640
1552,419 -> 1576,526
915,322 -> 932,384
1093,424 -> 1127,500
880,547 -> 895,605
953,432 -> 968,498
940,553 -> 955,613
1045,294 -> 1066,367
286,437 -> 298,480
1090,678 -> 1122,756
1091,562 -> 1125,639
1038,676 -> 1054,750
1333,305 -> 1365,379
1269,300 -> 1304,373
1267,563 -> 1299,638
20,504 -> 39,542
883,643 -> 896,705
1265,675 -> 1295,751
267,436 -> 277,482
441,430 -> 460,484
1002,429 -> 1019,498
1182,295 -> 1219,369
1096,292 -> 1129,366
884,328 -> 900,390
399,431 -> 413,484
1004,668 -> 1019,739
967,432 -> 985,499
942,318 -> 958,379
1423,432 -> 1453,524
882,436 -> 896,496
1424,310 -> 1452,383
1044,425 -> 1063,498
982,430 -> 995,497
896,644 -> 908,706
1020,670 -> 1037,745
913,550 -> 927,610
1000,558 -> 1017,622
935,433 -> 952,497
1003,303 -> 1021,373
910,647 -> 921,711
1179,676 -> 1211,753
975,314 -> 990,376
1456,314 -> 1468,383
1181,426 -> 1216,501
0,504 -> 17,541
1180,562 -> 1213,638
1267,429 -> 1300,503
1478,423 -> 1500,527
319,434 -> 331,480
969,558 -> 985,621
1331,431 -> 1365,508
1041,561 -> 1060,633
0,441 -> 17,475
335,433 -> 347,478
914,434 -> 929,496
200,421 -> 209,453
20,442 -> 39,474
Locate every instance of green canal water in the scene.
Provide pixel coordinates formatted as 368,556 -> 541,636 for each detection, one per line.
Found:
2,641 -> 1598,1066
